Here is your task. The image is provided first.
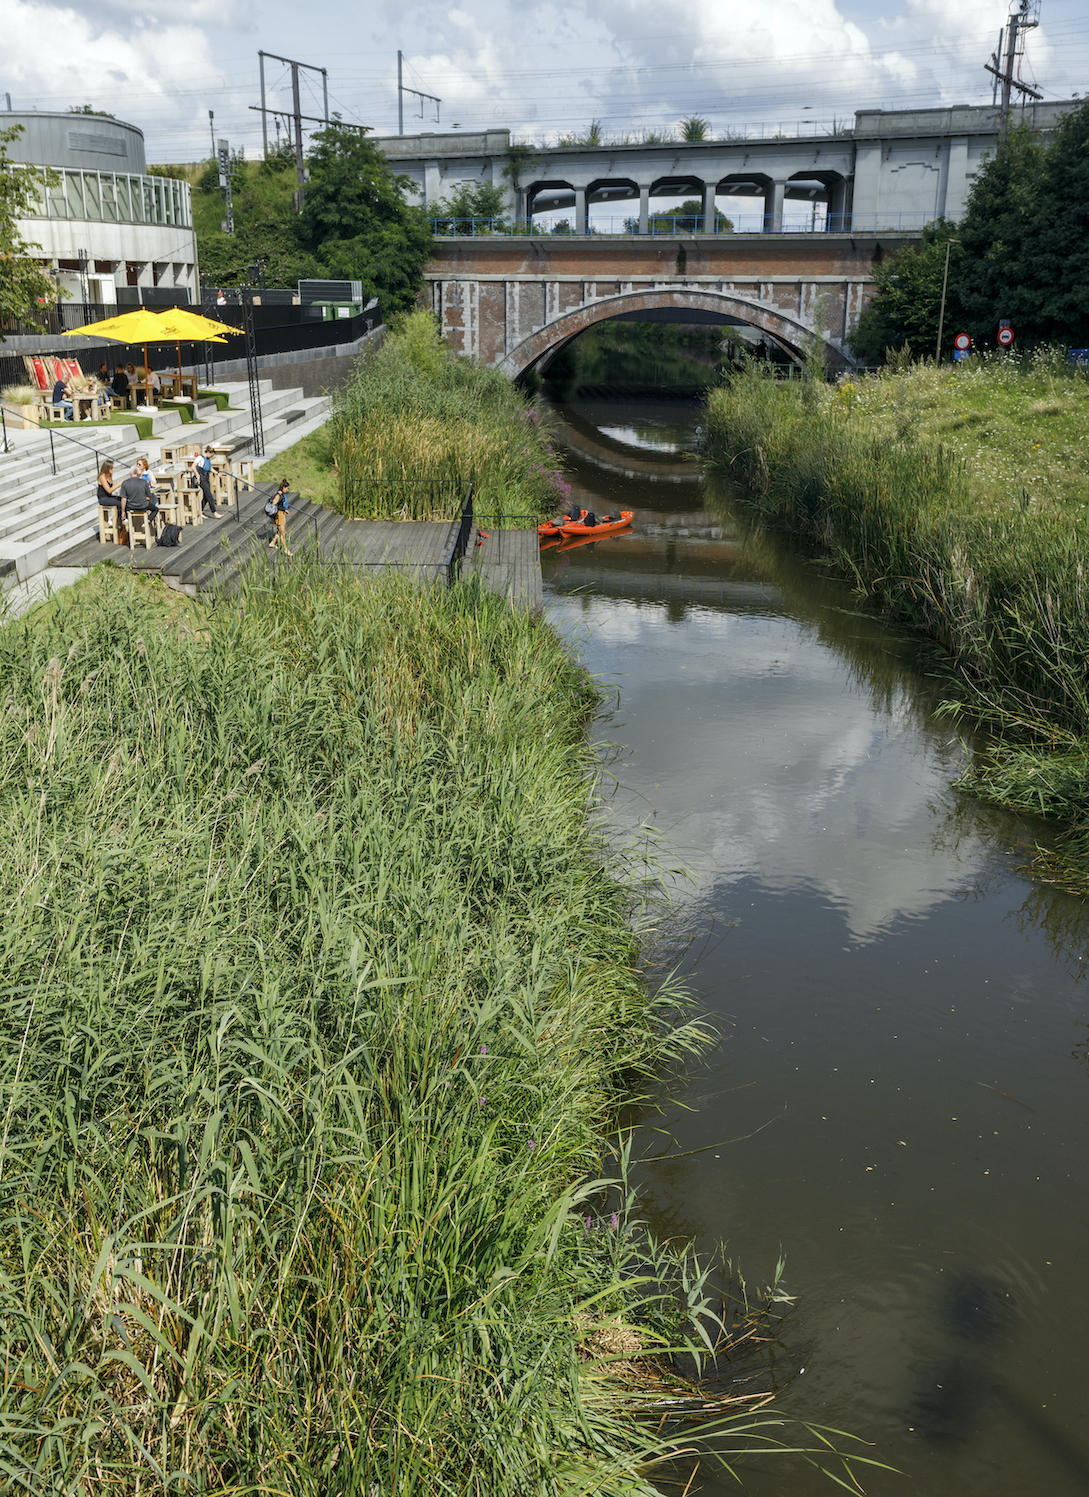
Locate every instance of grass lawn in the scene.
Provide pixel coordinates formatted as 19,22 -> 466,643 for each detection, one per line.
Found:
255,425 -> 339,506
839,355 -> 1089,514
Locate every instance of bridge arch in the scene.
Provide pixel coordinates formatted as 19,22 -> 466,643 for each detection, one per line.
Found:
495,287 -> 832,380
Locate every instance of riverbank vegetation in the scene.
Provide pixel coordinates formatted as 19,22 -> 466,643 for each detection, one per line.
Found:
0,563 -> 877,1493
704,357 -> 1089,890
850,97 -> 1089,362
326,312 -> 570,523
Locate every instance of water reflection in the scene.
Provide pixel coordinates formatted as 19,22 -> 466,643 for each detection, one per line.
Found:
540,395 -> 1089,1497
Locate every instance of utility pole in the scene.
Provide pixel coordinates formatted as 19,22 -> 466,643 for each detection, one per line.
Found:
290,62 -> 304,205
208,109 -> 215,161
935,238 -> 959,362
985,0 -> 1042,144
218,139 -> 234,236
396,51 -> 441,135
252,51 -> 333,211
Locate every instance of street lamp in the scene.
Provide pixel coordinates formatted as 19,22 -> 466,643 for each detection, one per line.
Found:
935,237 -> 961,362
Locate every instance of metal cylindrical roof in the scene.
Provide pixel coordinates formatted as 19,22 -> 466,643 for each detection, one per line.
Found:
1,111 -> 147,173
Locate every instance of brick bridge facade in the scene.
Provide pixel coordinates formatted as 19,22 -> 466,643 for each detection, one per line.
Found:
425,232 -> 918,375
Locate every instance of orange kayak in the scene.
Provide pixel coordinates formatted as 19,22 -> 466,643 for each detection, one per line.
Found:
539,510 -> 633,541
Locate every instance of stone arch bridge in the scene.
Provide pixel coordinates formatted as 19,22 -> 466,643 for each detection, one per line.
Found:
426,231 -> 917,376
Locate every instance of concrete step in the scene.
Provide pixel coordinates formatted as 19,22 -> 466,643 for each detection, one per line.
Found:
0,447 -> 139,522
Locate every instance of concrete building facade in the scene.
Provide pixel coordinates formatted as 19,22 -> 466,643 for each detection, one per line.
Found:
4,110 -> 198,308
375,100 -> 1075,234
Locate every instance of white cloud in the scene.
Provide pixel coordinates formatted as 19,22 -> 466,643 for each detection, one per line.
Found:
3,0 -> 1084,161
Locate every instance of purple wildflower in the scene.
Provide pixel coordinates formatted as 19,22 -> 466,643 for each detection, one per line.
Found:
528,1138 -> 536,1150
480,1044 -> 487,1055
610,1213 -> 619,1231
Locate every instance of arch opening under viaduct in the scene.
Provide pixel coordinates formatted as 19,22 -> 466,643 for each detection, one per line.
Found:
495,288 -> 825,380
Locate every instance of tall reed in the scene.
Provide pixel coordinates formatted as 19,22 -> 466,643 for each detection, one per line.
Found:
0,565 -> 875,1494
330,312 -> 570,525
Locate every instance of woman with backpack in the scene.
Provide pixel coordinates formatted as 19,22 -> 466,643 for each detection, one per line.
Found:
266,479 -> 292,557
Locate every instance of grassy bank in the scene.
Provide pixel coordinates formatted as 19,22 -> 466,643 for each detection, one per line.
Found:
0,564 -> 871,1493
704,358 -> 1089,891
255,427 -> 341,508
322,313 -> 570,525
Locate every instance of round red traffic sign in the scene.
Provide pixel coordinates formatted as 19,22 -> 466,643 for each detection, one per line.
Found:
997,326 -> 1015,347
954,332 -> 971,351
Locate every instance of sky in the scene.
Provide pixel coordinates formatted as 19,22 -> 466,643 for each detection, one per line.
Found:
2,0 -> 1087,164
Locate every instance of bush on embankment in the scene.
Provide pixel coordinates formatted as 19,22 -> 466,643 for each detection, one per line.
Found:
326,312 -> 570,526
0,564 -> 875,1494
704,360 -> 1089,888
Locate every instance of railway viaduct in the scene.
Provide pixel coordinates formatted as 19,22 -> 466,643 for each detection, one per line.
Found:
385,100 -> 1075,374
424,231 -> 914,375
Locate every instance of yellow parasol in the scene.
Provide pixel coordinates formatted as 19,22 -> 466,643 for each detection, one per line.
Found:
63,307 -> 241,400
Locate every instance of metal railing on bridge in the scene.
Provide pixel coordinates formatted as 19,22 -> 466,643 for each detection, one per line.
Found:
429,210 -> 940,238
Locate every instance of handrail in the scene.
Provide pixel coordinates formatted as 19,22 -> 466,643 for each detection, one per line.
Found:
449,483 -> 474,583
0,398 -> 137,476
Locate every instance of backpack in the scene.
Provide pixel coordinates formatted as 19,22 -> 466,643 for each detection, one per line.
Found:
157,522 -> 182,547
263,498 -> 279,518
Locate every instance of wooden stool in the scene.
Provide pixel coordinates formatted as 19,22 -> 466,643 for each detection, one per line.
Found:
212,467 -> 236,507
179,487 -> 204,526
233,458 -> 255,488
153,484 -> 179,525
127,510 -> 158,549
98,504 -> 119,544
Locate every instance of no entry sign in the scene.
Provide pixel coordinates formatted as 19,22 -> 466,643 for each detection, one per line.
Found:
954,332 -> 971,351
997,325 -> 1015,347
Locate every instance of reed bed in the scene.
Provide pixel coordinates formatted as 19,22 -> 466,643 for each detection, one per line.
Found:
0,564 -> 874,1494
703,362 -> 1089,890
330,312 -> 571,525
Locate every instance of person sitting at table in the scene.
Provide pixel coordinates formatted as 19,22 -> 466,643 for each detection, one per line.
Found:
51,376 -> 74,421
111,366 -> 129,401
119,465 -> 159,522
146,369 -> 161,404
98,362 -> 110,383
97,460 -> 125,523
135,457 -> 159,499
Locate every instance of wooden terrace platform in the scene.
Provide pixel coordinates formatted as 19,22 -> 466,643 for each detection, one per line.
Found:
53,483 -> 542,610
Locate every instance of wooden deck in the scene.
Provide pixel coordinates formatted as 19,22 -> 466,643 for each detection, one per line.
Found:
462,524 -> 543,612
53,484 -> 542,609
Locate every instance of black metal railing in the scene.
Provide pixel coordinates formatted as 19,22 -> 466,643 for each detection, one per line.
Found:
448,483 -> 474,584
0,399 -> 124,475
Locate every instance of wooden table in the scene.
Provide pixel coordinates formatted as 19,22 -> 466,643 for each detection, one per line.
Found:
160,441 -> 200,465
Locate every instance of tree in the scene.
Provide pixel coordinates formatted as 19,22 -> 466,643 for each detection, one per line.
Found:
848,218 -> 964,364
635,198 -> 733,233
958,104 -> 1089,346
501,142 -> 540,222
191,125 -> 433,313
0,124 -> 64,337
852,101 -> 1089,362
430,180 -> 508,233
298,125 -> 432,312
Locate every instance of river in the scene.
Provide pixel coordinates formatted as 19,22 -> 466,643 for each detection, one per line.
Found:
539,392 -> 1089,1497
